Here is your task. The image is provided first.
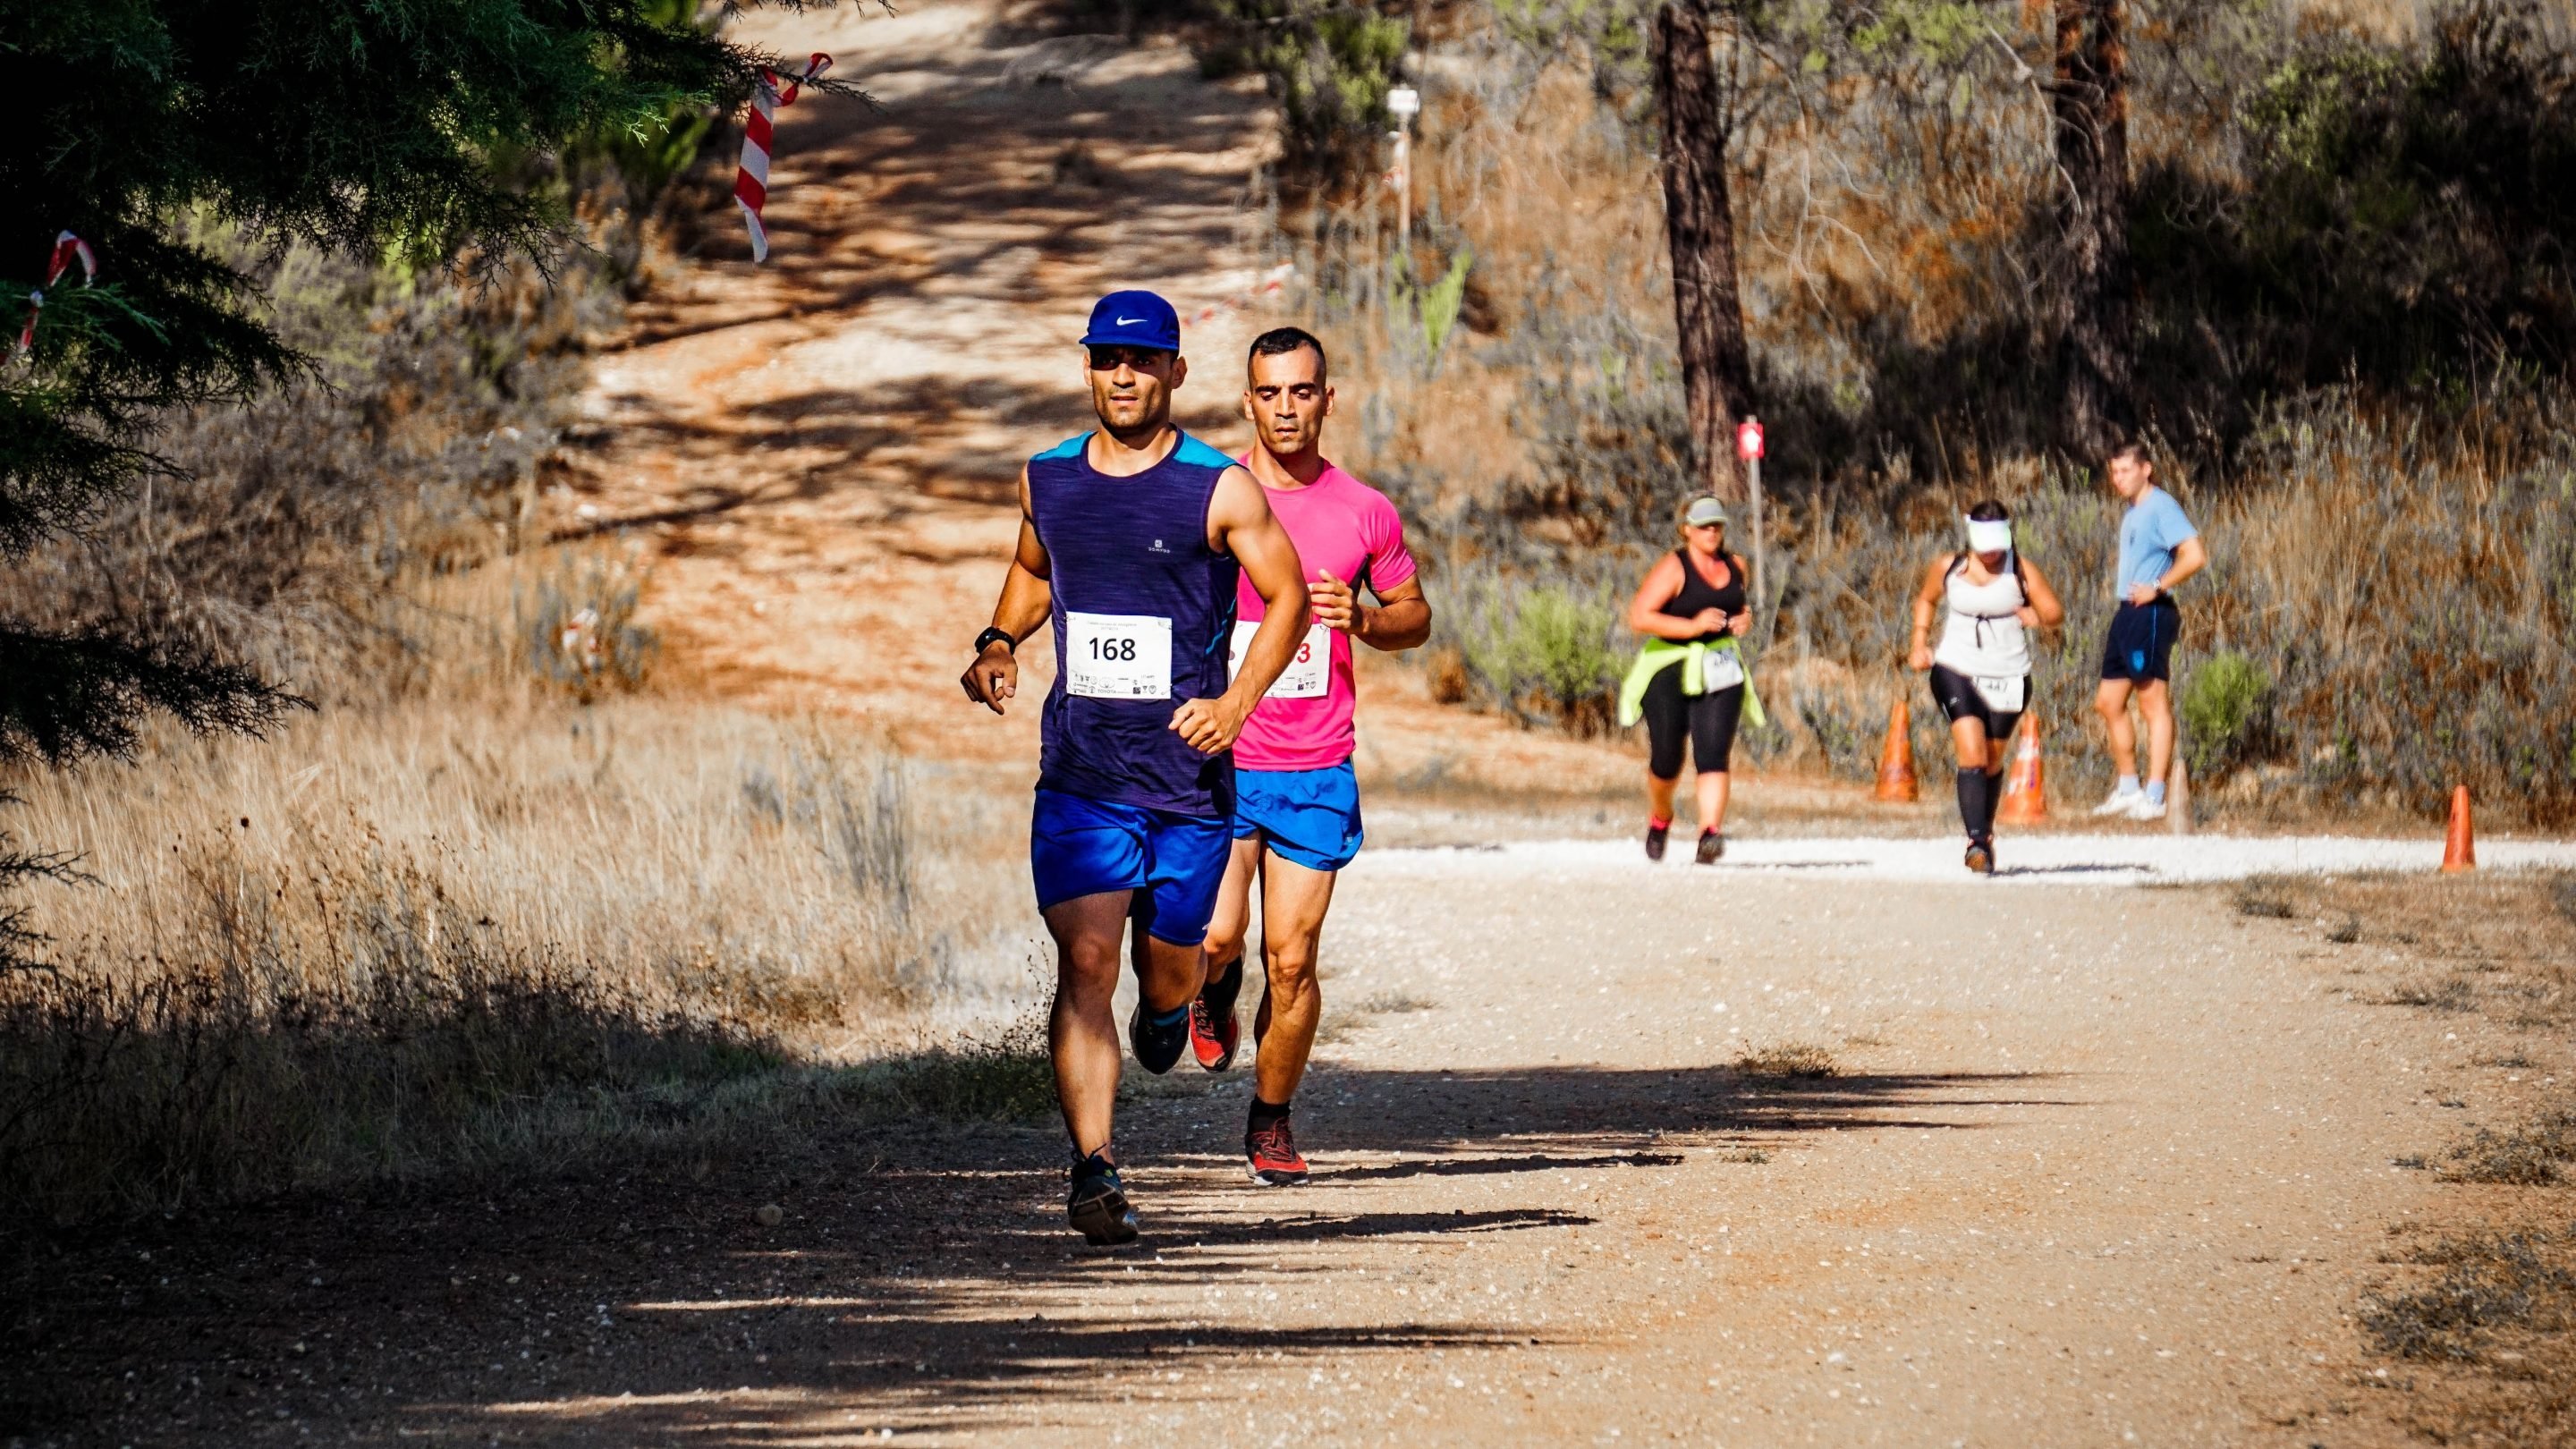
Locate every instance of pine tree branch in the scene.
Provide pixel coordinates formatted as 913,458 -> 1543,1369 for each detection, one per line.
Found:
0,628 -> 310,767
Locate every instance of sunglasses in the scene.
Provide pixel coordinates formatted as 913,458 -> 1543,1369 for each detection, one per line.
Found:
1087,345 -> 1174,372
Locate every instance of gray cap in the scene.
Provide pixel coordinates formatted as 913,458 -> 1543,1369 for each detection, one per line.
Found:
1683,496 -> 1730,528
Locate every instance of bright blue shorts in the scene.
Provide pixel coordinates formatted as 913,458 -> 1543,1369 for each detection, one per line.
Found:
1030,789 -> 1233,945
1232,762 -> 1365,873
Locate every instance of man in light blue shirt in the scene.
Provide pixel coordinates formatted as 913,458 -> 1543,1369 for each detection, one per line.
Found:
2090,443 -> 2207,821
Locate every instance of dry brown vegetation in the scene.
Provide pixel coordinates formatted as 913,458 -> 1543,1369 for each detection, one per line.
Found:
2225,869 -> 2576,1442
0,694 -> 1042,1225
1282,0 -> 2576,823
1730,1042 -> 1838,1080
0,227 -> 1052,1230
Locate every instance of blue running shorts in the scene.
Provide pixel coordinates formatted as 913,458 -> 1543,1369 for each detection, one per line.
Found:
1232,761 -> 1365,873
1030,789 -> 1233,945
2099,597 -> 2182,684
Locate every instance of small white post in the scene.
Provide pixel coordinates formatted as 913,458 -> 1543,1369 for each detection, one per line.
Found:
1387,85 -> 1420,263
1750,452 -> 1766,614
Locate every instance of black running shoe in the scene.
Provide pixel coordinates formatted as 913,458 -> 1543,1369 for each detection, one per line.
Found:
1965,838 -> 1995,876
1645,822 -> 1670,860
1067,1148 -> 1138,1245
1129,999 -> 1191,1075
1695,829 -> 1725,865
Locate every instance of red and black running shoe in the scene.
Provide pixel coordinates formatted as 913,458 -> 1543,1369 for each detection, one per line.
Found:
1245,1115 -> 1309,1187
1190,958 -> 1243,1072
1645,820 -> 1671,860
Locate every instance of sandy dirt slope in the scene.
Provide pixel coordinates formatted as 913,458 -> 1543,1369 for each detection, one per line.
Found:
14,854 -> 2554,1446
556,0 -> 1670,800
564,0 -> 1282,755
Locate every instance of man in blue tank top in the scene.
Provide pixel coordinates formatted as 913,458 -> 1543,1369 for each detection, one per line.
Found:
960,289 -> 1311,1246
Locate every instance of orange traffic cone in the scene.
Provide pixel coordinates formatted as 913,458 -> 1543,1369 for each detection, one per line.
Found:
1874,698 -> 1919,802
2442,785 -> 2476,872
1996,714 -> 2047,824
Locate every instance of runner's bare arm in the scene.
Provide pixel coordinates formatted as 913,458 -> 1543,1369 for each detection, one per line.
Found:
2160,536 -> 2208,597
962,466 -> 1054,714
1319,574 -> 1428,652
1725,554 -> 1755,635
1908,556 -> 1951,671
2017,558 -> 2067,629
1625,554 -> 1726,640
1171,465 -> 1308,755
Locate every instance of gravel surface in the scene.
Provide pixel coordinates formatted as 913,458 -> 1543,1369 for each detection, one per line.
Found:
1363,834 -> 2576,886
20,848 -> 2553,1445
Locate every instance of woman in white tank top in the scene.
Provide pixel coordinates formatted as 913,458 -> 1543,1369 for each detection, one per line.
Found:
1907,500 -> 2066,874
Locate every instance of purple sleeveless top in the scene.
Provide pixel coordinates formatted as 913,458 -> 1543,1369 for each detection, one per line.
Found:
1028,430 -> 1241,818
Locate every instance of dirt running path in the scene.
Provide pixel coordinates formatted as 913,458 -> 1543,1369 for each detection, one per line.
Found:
558,0 -> 1659,796
17,852 -> 2539,1445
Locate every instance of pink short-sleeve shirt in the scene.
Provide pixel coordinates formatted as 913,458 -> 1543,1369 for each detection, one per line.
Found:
1232,460 -> 1419,772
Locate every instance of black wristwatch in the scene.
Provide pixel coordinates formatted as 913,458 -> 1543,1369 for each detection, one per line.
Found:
973,627 -> 1017,656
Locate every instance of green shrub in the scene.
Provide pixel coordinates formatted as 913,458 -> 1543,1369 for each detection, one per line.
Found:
2181,650 -> 2275,776
1207,0 -> 1410,174
1452,576 -> 1623,727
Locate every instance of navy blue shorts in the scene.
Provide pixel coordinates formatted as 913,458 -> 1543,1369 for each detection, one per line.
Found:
1030,789 -> 1233,945
1232,761 -> 1365,873
2100,599 -> 2181,684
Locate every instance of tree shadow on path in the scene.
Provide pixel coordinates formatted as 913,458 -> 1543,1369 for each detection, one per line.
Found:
1,1059 -> 2072,1445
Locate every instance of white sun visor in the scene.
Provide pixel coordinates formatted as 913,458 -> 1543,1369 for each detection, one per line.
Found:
1964,517 -> 2014,555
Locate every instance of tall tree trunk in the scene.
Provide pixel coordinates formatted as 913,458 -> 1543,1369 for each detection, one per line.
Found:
1653,0 -> 1756,500
2053,0 -> 2135,458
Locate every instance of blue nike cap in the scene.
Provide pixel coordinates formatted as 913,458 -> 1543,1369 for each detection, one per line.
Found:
1080,290 -> 1181,352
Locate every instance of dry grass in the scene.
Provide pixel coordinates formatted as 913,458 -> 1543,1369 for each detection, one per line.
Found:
2227,869 -> 2576,1437
1287,3 -> 2576,825
2443,1113 -> 2576,1186
2367,1228 -> 2576,1361
0,696 -> 1041,1226
1731,1043 -> 1839,1080
2363,1228 -> 2576,1442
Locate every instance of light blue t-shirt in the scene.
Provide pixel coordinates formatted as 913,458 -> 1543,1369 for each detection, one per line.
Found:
2116,486 -> 2199,596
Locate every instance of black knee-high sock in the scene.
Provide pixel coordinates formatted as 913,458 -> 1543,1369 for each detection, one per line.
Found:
1980,766 -> 2006,839
1955,767 -> 1990,842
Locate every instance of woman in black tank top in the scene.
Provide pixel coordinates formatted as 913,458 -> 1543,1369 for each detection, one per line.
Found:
1658,541 -> 1746,643
1623,495 -> 1753,863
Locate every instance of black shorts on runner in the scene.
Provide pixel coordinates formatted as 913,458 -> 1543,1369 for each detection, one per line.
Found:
2099,597 -> 2182,684
1928,664 -> 2025,745
1640,665 -> 1743,778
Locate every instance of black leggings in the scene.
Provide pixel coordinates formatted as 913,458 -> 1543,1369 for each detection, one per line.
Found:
1928,665 -> 2021,843
1641,667 -> 1744,779
1927,664 -> 2023,750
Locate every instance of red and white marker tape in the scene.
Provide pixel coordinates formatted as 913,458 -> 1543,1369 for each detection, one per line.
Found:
734,53 -> 832,264
16,231 -> 97,355
1190,263 -> 1295,326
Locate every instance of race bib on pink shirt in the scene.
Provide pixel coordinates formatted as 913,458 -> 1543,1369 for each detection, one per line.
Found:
1231,462 -> 1419,773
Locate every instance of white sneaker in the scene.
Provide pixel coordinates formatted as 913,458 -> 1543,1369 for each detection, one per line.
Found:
2126,794 -> 2168,822
2091,789 -> 2143,817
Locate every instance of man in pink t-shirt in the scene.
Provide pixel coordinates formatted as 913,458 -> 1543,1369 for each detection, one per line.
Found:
1187,326 -> 1430,1187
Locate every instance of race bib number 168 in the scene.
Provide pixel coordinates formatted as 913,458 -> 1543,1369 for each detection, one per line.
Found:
1065,612 -> 1173,699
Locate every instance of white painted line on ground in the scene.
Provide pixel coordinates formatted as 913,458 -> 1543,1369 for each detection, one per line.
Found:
1359,835 -> 2576,886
